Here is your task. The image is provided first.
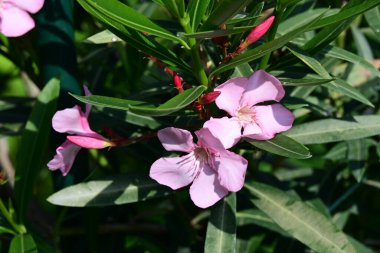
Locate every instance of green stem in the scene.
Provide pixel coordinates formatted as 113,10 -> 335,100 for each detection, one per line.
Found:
180,16 -> 209,89
0,199 -> 26,234
259,5 -> 285,69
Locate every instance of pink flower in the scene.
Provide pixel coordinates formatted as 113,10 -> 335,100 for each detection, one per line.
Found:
150,127 -> 248,208
0,0 -> 44,37
205,70 -> 294,148
47,87 -> 113,176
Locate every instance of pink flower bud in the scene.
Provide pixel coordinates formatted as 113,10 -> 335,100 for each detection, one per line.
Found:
246,16 -> 275,44
67,136 -> 115,149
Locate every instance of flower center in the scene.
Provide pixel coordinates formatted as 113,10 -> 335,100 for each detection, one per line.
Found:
237,106 -> 256,124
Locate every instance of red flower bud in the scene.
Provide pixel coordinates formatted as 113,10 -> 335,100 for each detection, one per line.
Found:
199,91 -> 221,105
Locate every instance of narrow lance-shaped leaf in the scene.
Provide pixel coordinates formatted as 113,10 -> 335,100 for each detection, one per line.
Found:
129,86 -> 206,116
210,12 -> 325,77
188,0 -> 211,31
79,0 -> 189,48
247,134 -> 311,159
201,0 -> 252,30
286,115 -> 380,145
204,193 -> 237,253
364,6 -> 380,38
180,26 -> 255,39
14,78 -> 60,222
308,0 -> 380,30
77,0 -> 192,72
322,45 -> 380,78
47,174 -> 172,207
245,182 -> 356,253
286,44 -> 373,107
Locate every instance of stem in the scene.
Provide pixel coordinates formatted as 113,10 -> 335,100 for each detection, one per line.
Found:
0,199 -> 26,234
180,16 -> 209,89
259,6 -> 284,69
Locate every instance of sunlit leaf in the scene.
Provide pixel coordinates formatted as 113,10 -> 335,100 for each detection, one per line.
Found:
286,115 -> 380,144
246,182 -> 356,253
47,174 -> 172,207
204,193 -> 236,253
247,134 -> 311,159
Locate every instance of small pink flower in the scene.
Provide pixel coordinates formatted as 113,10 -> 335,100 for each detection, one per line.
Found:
47,87 -> 112,176
205,70 -> 294,148
0,0 -> 44,37
150,127 -> 248,208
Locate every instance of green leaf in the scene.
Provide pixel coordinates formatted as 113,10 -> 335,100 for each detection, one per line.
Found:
324,142 -> 348,161
47,174 -> 172,207
201,0 -> 252,30
71,94 -> 147,111
247,134 -> 311,159
0,226 -> 16,235
188,0 -> 212,31
287,45 -> 373,107
9,234 -> 37,253
204,193 -> 236,253
210,12 -> 325,77
280,78 -> 334,86
129,86 -> 205,116
364,6 -> 380,38
78,0 -> 192,72
351,26 -> 373,60
246,182 -> 356,253
286,115 -> 380,144
180,26 -> 254,39
161,0 -> 181,18
14,78 -> 60,222
84,30 -> 122,44
347,139 -> 367,182
309,0 -> 380,30
237,209 -> 289,236
78,0 -> 189,48
322,45 -> 380,78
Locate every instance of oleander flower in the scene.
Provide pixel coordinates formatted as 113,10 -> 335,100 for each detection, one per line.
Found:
150,127 -> 248,208
205,70 -> 294,148
0,0 -> 45,37
47,87 -> 113,176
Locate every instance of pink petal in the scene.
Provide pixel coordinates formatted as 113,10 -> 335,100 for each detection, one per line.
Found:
47,140 -> 81,176
246,16 -> 275,44
203,117 -> 242,149
190,164 -> 228,208
213,151 -> 247,192
67,135 -> 112,149
157,127 -> 196,153
195,128 -> 225,153
6,0 -> 45,13
242,122 -> 262,137
52,106 -> 99,137
243,104 -> 294,140
150,154 -> 197,190
83,85 -> 92,116
215,77 -> 247,116
240,70 -> 285,107
0,6 -> 34,37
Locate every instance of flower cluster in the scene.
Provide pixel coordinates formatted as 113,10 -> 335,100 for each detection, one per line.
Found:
150,71 -> 294,208
47,16 -> 294,208
0,0 -> 44,37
